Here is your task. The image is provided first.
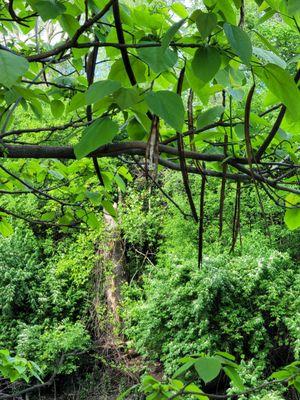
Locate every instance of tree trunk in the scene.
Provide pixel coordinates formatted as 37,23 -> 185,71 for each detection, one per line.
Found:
91,205 -> 125,345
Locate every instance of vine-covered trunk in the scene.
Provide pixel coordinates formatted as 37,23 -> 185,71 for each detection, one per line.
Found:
103,209 -> 125,337
91,205 -> 126,345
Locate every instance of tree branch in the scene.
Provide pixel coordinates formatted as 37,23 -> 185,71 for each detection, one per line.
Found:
112,0 -> 137,86
0,143 -> 298,193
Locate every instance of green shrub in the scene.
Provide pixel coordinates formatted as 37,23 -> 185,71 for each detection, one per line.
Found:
16,321 -> 90,374
123,228 -> 299,377
0,223 -> 96,374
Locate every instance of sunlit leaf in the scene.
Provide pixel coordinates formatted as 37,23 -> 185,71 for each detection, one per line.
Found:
0,219 -> 13,237
0,51 -> 29,88
66,93 -> 86,113
74,117 -> 119,159
284,194 -> 300,230
171,2 -> 188,18
59,14 -> 80,36
102,200 -> 117,218
173,360 -> 196,378
253,47 -> 286,69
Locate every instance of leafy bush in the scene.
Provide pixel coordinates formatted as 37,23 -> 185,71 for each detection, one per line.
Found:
16,322 -> 90,374
132,354 -> 300,400
0,222 -> 96,375
118,169 -> 299,382
123,234 -> 299,375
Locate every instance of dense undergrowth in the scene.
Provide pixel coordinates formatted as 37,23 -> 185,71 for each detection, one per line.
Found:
0,171 -> 299,399
0,1 -> 299,398
120,173 -> 300,398
0,216 -> 94,374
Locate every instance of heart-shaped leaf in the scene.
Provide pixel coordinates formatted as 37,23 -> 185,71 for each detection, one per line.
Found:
145,90 -> 185,132
192,46 -> 221,83
194,357 -> 222,383
74,117 -> 119,159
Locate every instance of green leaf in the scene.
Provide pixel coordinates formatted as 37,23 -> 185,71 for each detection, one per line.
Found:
216,351 -> 235,361
224,23 -> 253,65
102,171 -> 114,190
216,0 -> 236,24
108,57 -> 146,86
161,19 -> 185,51
67,93 -> 86,113
34,0 -> 66,21
87,212 -> 100,229
256,64 -> 300,121
171,3 -> 188,18
0,50 -> 29,88
137,44 -> 178,74
270,369 -> 293,380
50,99 -> 65,118
192,46 -> 221,83
257,9 -> 276,24
102,200 -> 117,218
41,212 -> 56,221
0,219 -> 13,237
185,383 -> 208,400
194,130 -> 223,143
196,12 -> 217,39
194,357 -> 222,383
173,360 -> 196,378
86,80 -> 121,105
29,98 -> 43,118
74,117 -> 119,159
114,174 -> 126,192
59,14 -> 80,36
253,47 -> 286,69
117,166 -> 133,182
113,87 -> 139,110
127,118 -> 147,140
284,194 -> 300,230
232,0 -> 242,7
117,384 -> 139,400
224,366 -> 245,390
287,0 -> 300,16
252,30 -> 280,56
215,352 -> 238,366
294,379 -> 300,393
197,106 -> 224,129
145,90 -> 185,132
134,111 -> 151,132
